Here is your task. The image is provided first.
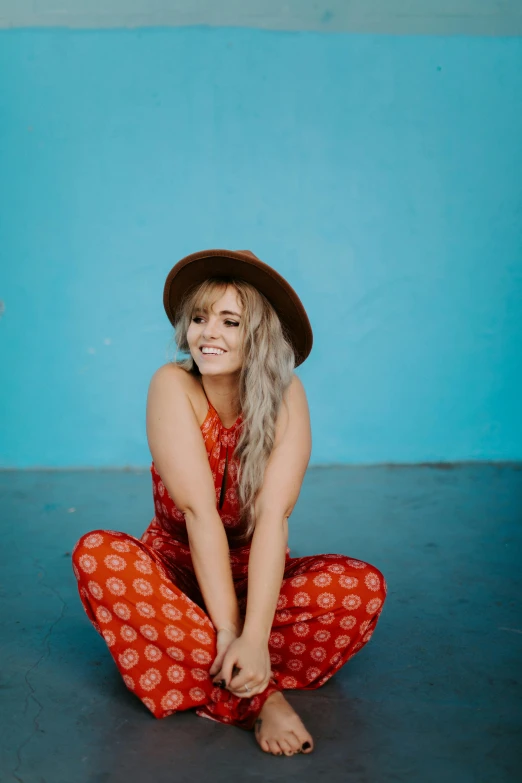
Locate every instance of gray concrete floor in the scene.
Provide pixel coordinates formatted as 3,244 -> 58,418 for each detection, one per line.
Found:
1,464 -> 521,783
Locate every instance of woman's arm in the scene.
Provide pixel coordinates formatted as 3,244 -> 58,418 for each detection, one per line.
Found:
146,364 -> 241,635
243,374 -> 312,643
218,375 -> 312,695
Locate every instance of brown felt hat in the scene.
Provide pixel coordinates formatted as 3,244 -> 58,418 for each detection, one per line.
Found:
163,248 -> 313,366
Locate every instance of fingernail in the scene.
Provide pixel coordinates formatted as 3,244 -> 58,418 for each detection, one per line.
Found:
302,741 -> 311,750
218,679 -> 226,688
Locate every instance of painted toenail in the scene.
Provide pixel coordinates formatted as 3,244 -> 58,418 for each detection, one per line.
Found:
302,741 -> 311,750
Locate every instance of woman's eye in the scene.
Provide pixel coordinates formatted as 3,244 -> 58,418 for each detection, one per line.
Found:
192,316 -> 238,327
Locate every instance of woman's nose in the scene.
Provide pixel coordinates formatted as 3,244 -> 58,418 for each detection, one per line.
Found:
202,319 -> 220,339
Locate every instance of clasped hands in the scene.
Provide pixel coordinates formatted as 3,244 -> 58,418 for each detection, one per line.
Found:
209,627 -> 272,698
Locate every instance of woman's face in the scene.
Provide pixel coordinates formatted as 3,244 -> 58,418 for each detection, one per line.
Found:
187,285 -> 244,377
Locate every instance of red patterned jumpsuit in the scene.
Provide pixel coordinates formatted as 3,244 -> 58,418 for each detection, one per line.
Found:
72,398 -> 387,730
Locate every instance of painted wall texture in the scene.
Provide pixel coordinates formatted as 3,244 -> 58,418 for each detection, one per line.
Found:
1,27 -> 521,467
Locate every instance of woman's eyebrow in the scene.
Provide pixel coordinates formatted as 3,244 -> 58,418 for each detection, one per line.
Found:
194,308 -> 241,317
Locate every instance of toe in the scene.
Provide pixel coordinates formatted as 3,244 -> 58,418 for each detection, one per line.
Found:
279,738 -> 295,756
284,732 -> 302,754
258,738 -> 270,754
293,730 -> 314,753
268,740 -> 283,756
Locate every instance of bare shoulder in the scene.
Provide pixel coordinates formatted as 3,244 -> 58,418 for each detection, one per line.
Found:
148,363 -> 206,422
147,363 -> 191,425
284,373 -> 309,414
274,373 -> 310,447
149,362 -> 192,389
288,372 -> 307,400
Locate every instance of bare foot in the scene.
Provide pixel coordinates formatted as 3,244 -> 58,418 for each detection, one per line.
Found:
254,691 -> 314,756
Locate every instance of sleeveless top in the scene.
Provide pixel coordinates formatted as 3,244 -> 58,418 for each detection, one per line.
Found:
150,390 -> 247,549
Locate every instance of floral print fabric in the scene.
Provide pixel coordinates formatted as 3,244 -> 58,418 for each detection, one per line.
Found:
72,400 -> 387,730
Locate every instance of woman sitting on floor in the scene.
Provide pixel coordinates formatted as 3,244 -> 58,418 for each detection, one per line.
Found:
72,248 -> 387,756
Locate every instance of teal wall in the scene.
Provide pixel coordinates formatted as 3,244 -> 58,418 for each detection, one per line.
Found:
1,28 -> 521,467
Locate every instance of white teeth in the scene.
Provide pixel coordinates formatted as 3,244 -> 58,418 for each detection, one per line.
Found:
201,347 -> 225,355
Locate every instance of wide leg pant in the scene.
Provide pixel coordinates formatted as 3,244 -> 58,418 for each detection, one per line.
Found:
72,525 -> 387,730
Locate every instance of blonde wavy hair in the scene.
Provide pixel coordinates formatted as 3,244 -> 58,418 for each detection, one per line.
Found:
169,277 -> 295,541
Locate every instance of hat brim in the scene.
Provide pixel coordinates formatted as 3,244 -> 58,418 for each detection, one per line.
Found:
163,249 -> 313,367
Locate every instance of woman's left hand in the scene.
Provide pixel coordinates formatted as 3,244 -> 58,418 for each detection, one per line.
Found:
212,634 -> 272,698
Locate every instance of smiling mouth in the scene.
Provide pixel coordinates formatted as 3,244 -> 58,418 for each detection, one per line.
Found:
200,348 -> 226,356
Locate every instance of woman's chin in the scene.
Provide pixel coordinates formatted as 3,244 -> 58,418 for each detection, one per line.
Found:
190,353 -> 241,377
200,368 -> 237,378
193,360 -> 223,376
197,364 -> 241,378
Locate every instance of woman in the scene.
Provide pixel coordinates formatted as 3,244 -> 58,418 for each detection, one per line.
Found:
72,248 -> 387,757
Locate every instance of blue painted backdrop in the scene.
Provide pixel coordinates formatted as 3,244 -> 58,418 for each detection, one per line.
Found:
1,29 -> 521,467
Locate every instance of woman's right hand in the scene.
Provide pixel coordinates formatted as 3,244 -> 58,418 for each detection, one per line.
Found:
209,627 -> 239,682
